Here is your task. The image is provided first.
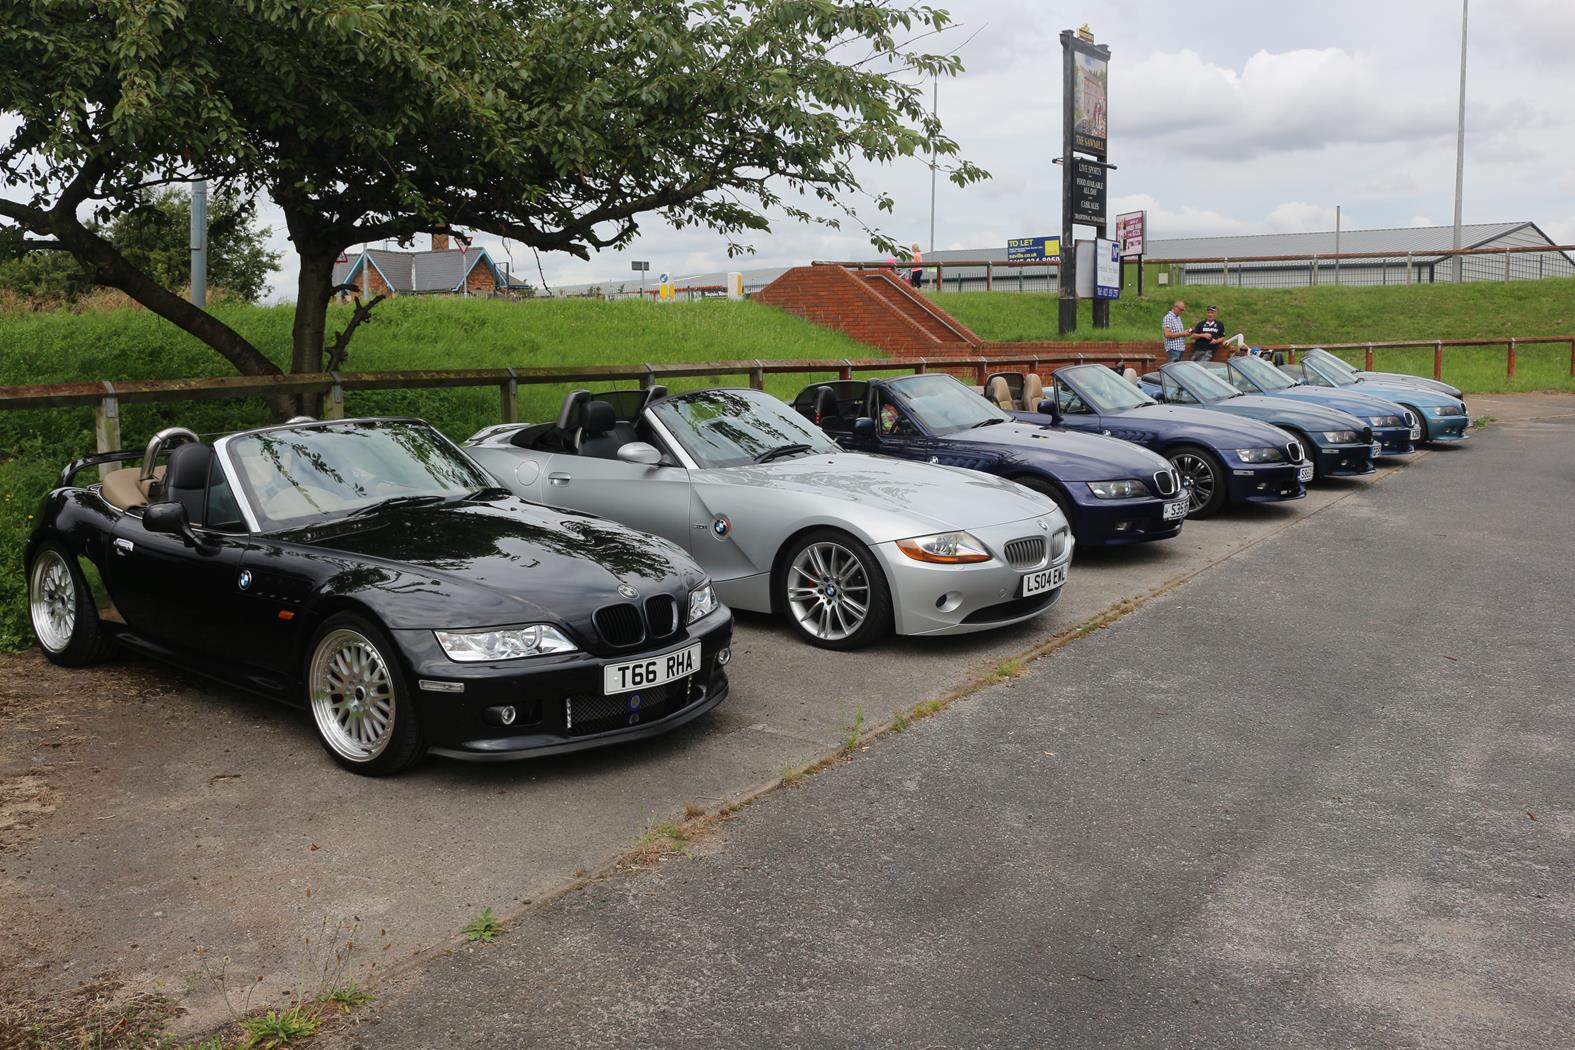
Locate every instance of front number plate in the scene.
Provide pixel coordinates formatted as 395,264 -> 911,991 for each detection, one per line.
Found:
1409,424 -> 1423,440
604,642 -> 701,696
1297,464 -> 1314,482
1162,499 -> 1187,521
1021,564 -> 1067,598
1370,441 -> 1382,459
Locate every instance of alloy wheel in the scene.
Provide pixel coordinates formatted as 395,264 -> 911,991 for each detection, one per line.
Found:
786,541 -> 872,642
29,549 -> 76,654
309,629 -> 397,763
1173,452 -> 1217,514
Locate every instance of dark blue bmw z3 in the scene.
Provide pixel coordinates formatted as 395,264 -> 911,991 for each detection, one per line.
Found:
989,364 -> 1312,518
791,373 -> 1189,548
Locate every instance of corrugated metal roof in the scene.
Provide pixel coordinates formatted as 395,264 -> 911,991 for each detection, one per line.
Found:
1138,222 -> 1534,260
333,248 -> 509,293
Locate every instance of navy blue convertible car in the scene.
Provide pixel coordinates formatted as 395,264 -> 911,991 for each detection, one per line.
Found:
792,373 -> 1189,547
987,364 -> 1311,518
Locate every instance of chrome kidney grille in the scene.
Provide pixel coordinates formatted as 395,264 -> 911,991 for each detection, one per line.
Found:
1286,439 -> 1305,463
1153,469 -> 1180,497
1003,536 -> 1048,570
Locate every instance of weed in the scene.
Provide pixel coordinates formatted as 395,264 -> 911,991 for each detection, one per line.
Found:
683,802 -> 707,820
1472,414 -> 1496,428
780,764 -> 804,786
316,982 -> 374,1009
891,710 -> 910,732
991,658 -> 1024,682
841,709 -> 865,753
911,699 -> 944,720
462,907 -> 502,943
237,1006 -> 316,1048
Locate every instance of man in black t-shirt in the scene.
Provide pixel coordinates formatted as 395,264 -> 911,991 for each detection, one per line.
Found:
1191,305 -> 1225,361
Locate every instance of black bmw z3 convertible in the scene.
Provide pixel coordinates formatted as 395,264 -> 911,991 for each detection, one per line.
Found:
23,417 -> 732,775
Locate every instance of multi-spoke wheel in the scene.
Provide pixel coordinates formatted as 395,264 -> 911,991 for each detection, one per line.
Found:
1168,445 -> 1226,518
778,529 -> 892,650
307,615 -> 424,775
28,542 -> 112,666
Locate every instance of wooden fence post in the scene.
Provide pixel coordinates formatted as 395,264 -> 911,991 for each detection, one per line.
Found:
1504,250 -> 1511,283
1433,341 -> 1444,380
985,262 -> 994,293
323,374 -> 345,420
915,357 -> 928,375
1406,252 -> 1413,285
500,367 -> 519,423
750,360 -> 765,391
975,358 -> 988,385
640,365 -> 656,390
95,382 -> 120,481
1365,344 -> 1374,370
838,359 -> 853,382
1507,338 -> 1516,379
934,263 -> 943,291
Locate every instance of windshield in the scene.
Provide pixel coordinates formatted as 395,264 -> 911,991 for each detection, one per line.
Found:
651,388 -> 842,468
1229,355 -> 1295,391
887,373 -> 1010,434
224,420 -> 491,531
1167,362 -> 1242,402
1303,348 -> 1359,379
1064,366 -> 1155,413
1303,357 -> 1357,387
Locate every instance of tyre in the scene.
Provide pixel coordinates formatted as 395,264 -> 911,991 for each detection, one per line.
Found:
1011,475 -> 1077,540
305,613 -> 426,775
28,542 -> 114,666
777,529 -> 893,650
1167,445 -> 1227,518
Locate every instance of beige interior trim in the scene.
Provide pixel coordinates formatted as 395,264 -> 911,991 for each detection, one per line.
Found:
101,465 -> 164,511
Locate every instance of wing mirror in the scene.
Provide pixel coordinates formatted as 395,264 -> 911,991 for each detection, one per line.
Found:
1044,397 -> 1062,423
616,442 -> 663,466
852,417 -> 876,438
143,500 -> 209,549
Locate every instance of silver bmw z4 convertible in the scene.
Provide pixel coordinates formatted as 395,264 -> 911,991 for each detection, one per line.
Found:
467,386 -> 1073,650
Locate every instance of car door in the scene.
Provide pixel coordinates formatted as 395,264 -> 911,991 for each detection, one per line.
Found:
535,449 -> 694,554
107,513 -> 249,657
864,387 -> 942,465
1052,378 -> 1101,435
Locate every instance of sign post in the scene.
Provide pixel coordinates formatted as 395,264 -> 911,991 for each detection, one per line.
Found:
1115,210 -> 1146,296
631,260 -> 650,299
1059,26 -> 1113,334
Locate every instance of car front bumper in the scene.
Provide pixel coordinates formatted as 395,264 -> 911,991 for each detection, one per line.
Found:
1421,414 -> 1470,442
1372,424 -> 1416,457
1224,459 -> 1308,505
1311,440 -> 1377,477
1065,489 -> 1186,546
875,514 -> 1075,636
392,607 -> 733,760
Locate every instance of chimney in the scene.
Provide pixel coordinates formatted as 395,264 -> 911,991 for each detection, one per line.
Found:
431,231 -> 449,252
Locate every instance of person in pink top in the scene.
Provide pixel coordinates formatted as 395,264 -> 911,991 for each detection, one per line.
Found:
908,243 -> 924,288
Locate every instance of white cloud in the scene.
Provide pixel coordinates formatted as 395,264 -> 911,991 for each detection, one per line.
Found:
1406,215 -> 1437,228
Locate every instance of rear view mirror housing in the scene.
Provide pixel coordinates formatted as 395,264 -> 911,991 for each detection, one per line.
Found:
852,417 -> 876,438
616,442 -> 663,466
143,500 -> 209,549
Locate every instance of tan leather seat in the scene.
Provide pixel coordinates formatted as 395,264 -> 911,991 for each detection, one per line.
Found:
101,465 -> 164,511
985,376 -> 1016,411
1123,367 -> 1140,384
1022,373 -> 1045,411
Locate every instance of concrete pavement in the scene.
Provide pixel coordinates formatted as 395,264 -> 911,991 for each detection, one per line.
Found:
323,394 -> 1575,1049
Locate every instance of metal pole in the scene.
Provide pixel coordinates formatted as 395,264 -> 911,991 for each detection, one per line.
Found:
928,76 -> 938,254
1334,205 -> 1341,285
190,180 -> 208,308
1451,0 -> 1468,283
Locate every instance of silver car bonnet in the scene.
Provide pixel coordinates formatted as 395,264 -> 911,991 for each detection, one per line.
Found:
690,451 -> 1058,541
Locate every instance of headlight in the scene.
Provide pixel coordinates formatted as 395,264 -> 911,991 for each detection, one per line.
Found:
895,530 -> 990,564
1430,405 -> 1462,416
1367,414 -> 1402,428
1234,447 -> 1284,463
1086,479 -> 1148,500
1321,430 -> 1359,443
688,582 -> 719,623
434,624 -> 578,662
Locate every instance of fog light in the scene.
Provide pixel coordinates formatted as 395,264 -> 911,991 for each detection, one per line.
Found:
1113,520 -> 1133,533
716,646 -> 732,666
935,592 -> 963,613
1256,482 -> 1268,492
500,705 -> 517,726
483,705 -> 519,727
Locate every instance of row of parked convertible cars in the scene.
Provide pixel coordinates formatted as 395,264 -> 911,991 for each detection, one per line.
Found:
24,347 -> 1469,774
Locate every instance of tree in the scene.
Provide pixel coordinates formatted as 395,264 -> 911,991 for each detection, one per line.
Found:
1,1 -> 984,411
107,187 -> 281,303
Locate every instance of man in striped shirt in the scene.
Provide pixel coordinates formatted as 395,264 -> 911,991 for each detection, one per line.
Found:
1162,301 -> 1187,362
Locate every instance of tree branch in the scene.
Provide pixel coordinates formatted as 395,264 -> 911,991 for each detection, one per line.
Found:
323,294 -> 386,372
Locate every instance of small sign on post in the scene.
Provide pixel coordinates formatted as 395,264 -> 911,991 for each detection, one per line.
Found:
1115,209 -> 1146,296
1007,236 -> 1061,262
727,272 -> 744,300
657,271 -> 674,302
631,259 -> 650,299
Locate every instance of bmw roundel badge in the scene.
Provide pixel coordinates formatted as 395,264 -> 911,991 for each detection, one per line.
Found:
712,515 -> 731,538
237,569 -> 252,591
618,583 -> 638,600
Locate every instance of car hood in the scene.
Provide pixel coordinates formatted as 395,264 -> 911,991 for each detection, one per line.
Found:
1200,394 -> 1365,432
1349,380 -> 1465,410
949,422 -> 1175,481
1105,404 -> 1294,447
1358,371 -> 1462,398
1270,386 -> 1410,418
280,499 -> 702,630
698,452 -> 1054,533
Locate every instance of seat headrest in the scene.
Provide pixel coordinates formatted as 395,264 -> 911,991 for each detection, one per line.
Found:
985,376 -> 1013,408
1123,367 -> 1139,384
1022,373 -> 1045,403
814,386 -> 839,421
582,400 -> 616,435
164,441 -> 213,491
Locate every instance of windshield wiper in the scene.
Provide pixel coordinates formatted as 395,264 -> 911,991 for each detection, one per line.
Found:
348,494 -> 446,517
464,485 -> 514,501
969,418 -> 1007,428
754,443 -> 815,463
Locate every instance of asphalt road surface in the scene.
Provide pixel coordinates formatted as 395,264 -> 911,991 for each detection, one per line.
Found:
326,398 -> 1575,1050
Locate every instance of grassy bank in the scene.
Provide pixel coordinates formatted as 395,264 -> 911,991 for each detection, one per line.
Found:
934,278 -> 1575,393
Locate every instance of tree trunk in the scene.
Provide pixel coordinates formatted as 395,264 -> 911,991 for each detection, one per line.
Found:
290,250 -> 339,417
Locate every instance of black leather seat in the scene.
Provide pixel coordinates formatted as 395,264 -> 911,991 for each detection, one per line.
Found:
812,386 -> 846,432
576,400 -> 637,459
161,441 -> 214,525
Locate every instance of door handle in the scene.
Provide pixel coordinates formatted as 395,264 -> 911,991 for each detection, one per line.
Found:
547,472 -> 572,486
112,538 -> 134,556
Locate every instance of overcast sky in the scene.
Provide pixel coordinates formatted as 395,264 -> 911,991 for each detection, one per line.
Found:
29,0 -> 1575,301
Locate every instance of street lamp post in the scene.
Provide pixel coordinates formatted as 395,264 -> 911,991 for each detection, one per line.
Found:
1451,0 -> 1468,283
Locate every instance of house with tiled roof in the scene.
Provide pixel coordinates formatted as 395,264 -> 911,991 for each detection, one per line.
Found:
332,232 -> 528,298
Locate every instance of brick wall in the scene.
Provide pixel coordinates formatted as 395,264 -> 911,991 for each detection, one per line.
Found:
463,262 -> 498,296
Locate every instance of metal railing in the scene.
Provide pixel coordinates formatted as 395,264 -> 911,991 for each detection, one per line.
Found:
816,242 -> 1575,294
